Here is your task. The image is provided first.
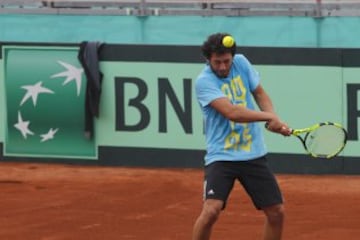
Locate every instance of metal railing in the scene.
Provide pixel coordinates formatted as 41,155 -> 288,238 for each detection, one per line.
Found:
1,0 -> 360,17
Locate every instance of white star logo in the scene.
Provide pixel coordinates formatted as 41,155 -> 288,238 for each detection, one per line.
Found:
20,81 -> 54,106
14,111 -> 34,139
51,61 -> 84,96
40,128 -> 59,142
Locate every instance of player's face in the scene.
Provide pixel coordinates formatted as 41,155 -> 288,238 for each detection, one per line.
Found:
208,52 -> 233,78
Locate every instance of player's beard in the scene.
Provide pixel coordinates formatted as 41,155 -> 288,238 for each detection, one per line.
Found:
210,66 -> 231,79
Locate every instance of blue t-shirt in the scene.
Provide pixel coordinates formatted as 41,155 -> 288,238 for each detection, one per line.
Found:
195,54 -> 267,166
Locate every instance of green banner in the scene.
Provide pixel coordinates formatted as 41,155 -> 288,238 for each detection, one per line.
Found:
0,59 -> 4,143
100,62 -> 349,156
3,46 -> 96,158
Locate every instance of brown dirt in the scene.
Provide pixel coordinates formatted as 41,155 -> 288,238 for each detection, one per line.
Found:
0,162 -> 359,240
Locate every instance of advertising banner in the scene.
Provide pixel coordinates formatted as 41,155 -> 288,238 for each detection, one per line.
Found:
3,46 -> 96,158
1,43 -> 360,173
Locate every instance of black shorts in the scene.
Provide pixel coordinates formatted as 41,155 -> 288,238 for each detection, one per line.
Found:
203,156 -> 283,210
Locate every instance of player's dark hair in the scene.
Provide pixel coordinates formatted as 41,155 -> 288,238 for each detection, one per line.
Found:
201,33 -> 236,59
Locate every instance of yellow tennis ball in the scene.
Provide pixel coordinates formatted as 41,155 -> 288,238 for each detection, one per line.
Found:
222,36 -> 235,48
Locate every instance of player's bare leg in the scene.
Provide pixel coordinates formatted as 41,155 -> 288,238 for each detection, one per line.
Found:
262,204 -> 285,240
192,199 -> 223,240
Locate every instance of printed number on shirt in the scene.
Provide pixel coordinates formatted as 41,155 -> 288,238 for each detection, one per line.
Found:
222,76 -> 252,151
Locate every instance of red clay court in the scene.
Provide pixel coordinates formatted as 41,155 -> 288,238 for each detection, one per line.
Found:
0,162 -> 359,240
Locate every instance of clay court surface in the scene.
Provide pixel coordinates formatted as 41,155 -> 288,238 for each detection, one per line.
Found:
0,162 -> 359,240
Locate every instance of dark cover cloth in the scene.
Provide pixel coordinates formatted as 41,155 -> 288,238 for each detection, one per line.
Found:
78,41 -> 104,139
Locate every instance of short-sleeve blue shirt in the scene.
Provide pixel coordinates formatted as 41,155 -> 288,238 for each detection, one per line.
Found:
195,54 -> 267,166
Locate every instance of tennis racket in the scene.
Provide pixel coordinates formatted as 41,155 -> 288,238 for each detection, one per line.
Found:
266,122 -> 348,159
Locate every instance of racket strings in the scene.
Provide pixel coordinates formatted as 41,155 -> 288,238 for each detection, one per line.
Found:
305,125 -> 346,157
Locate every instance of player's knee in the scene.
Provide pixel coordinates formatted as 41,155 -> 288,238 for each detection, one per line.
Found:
201,203 -> 222,225
264,205 -> 285,225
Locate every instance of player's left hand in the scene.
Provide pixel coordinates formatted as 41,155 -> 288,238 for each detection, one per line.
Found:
266,120 -> 291,136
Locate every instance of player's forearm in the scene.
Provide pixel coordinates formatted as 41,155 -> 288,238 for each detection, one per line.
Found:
227,105 -> 277,123
252,85 -> 276,113
255,93 -> 275,113
258,100 -> 275,113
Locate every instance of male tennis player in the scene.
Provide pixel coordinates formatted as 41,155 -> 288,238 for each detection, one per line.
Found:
193,33 -> 291,240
